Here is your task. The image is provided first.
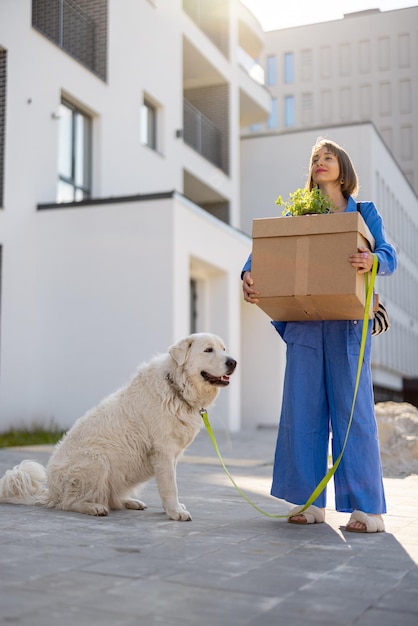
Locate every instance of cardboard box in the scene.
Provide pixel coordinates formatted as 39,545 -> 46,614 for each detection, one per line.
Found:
251,212 -> 375,321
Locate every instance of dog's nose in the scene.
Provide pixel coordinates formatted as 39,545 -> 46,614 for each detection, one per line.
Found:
226,358 -> 237,372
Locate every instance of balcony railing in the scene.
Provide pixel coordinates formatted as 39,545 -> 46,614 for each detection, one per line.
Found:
32,0 -> 103,78
183,99 -> 224,170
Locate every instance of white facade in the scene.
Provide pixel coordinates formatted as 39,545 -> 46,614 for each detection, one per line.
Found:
1,1 -> 417,434
0,0 -> 281,432
252,7 -> 418,195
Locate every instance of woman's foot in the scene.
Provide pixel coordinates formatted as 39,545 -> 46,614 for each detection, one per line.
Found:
288,505 -> 325,524
345,511 -> 385,533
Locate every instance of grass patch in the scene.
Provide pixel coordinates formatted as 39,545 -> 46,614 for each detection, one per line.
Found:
0,425 -> 66,448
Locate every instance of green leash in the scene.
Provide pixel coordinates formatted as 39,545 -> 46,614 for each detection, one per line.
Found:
201,255 -> 378,519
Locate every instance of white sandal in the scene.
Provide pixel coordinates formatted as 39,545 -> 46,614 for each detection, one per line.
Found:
345,510 -> 385,533
288,504 -> 325,525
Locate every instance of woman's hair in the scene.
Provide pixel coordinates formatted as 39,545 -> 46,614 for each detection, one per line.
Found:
306,139 -> 359,198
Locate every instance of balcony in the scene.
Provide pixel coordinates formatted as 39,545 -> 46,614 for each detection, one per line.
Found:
183,99 -> 225,171
238,46 -> 264,85
237,0 -> 265,59
32,0 -> 107,80
183,0 -> 229,58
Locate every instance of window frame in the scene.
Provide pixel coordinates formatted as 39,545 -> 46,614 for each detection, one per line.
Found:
141,97 -> 158,151
284,52 -> 294,84
57,98 -> 92,203
266,54 -> 277,86
284,95 -> 295,127
267,97 -> 278,129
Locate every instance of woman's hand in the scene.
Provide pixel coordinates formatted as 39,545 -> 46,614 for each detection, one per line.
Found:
242,271 -> 260,303
349,247 -> 374,274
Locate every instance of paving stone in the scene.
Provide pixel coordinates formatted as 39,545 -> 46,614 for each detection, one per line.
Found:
0,429 -> 417,626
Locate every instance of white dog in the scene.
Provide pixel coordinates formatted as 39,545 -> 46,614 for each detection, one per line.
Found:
0,333 -> 236,521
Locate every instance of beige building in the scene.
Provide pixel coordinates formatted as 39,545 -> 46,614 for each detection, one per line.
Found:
248,7 -> 418,195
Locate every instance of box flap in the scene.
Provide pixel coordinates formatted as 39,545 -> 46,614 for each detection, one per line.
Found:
252,212 -> 375,250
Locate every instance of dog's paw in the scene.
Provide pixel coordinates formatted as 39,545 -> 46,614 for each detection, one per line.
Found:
123,498 -> 148,511
166,507 -> 192,521
87,504 -> 109,516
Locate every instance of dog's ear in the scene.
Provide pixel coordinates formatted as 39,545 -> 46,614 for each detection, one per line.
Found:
169,337 -> 193,366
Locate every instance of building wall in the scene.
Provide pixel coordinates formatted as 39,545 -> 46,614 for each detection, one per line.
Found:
0,0 -> 275,432
0,193 -> 252,431
255,7 -> 418,195
0,0 -> 268,212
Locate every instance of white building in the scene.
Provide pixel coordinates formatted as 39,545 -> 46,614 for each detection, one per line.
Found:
0,1 -> 417,434
0,0 -> 280,432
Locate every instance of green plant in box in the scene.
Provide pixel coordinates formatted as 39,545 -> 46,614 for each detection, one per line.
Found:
275,186 -> 335,216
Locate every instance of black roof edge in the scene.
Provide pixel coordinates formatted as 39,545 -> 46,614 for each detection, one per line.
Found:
37,190 -> 176,210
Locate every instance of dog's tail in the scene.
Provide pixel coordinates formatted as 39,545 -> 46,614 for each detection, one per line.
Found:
0,460 -> 52,507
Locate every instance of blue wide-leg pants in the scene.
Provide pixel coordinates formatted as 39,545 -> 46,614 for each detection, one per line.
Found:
271,319 -> 386,514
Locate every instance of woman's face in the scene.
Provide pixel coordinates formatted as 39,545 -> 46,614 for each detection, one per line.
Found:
311,146 -> 341,187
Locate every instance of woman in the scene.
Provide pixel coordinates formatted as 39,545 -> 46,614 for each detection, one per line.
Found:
242,139 -> 397,533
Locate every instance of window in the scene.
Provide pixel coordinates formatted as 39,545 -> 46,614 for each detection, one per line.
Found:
321,89 -> 332,123
284,52 -> 294,84
302,93 -> 312,109
284,95 -> 295,127
141,98 -> 157,150
398,33 -> 410,68
399,79 -> 411,114
301,92 -> 313,125
320,46 -> 332,79
360,84 -> 372,119
301,49 -> 312,82
57,100 -> 92,203
378,37 -> 390,71
339,43 -> 351,77
340,86 -> 352,121
379,82 -> 391,116
267,97 -> 278,129
359,40 -> 371,74
400,126 -> 413,161
266,55 -> 277,86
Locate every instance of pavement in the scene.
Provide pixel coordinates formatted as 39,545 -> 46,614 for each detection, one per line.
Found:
0,426 -> 417,626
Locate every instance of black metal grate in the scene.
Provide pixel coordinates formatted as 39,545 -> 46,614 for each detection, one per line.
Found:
0,49 -> 6,208
183,99 -> 223,170
32,0 -> 107,81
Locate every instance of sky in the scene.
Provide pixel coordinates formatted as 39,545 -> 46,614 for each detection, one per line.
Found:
240,0 -> 417,31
